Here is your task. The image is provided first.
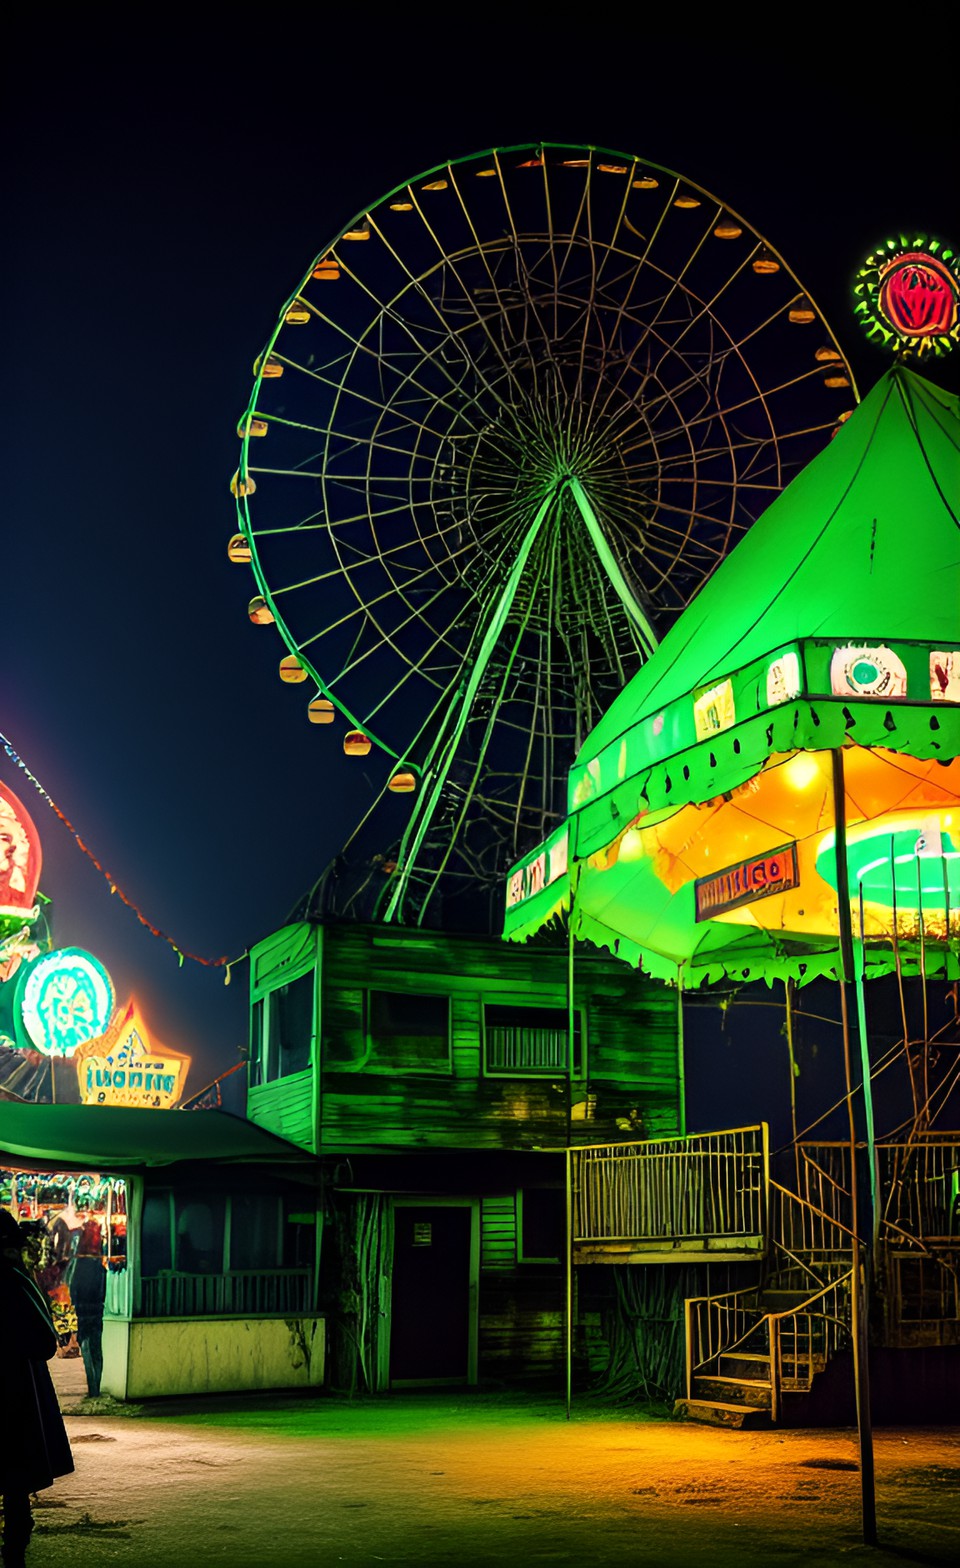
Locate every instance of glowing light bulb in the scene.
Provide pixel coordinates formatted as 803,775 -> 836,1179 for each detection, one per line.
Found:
784,753 -> 821,790
619,828 -> 645,863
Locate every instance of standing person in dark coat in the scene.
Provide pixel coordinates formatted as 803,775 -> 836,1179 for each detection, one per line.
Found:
69,1220 -> 106,1399
0,1209 -> 74,1568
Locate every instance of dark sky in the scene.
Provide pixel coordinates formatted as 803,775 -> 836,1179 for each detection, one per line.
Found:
5,24 -> 958,1106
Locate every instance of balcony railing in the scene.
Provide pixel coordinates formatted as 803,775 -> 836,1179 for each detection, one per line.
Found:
139,1269 -> 313,1318
571,1124 -> 768,1259
878,1139 -> 960,1246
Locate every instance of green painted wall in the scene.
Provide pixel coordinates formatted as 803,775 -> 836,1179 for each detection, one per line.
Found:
246,919 -> 680,1154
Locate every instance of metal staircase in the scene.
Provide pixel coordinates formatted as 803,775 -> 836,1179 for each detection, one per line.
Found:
675,1180 -> 855,1427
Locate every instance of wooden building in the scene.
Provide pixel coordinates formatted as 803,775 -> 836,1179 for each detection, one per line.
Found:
244,917 -> 682,1391
0,1103 -> 324,1400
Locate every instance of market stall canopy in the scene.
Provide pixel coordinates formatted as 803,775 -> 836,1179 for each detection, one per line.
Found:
505,364 -> 960,985
0,1104 -> 315,1172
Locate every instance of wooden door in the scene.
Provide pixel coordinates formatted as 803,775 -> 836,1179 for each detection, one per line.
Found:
389,1203 -> 476,1384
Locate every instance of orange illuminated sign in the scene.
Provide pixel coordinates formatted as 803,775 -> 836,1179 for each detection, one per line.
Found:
695,844 -> 799,921
74,1000 -> 190,1109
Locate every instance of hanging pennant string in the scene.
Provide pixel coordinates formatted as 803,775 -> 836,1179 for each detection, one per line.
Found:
1,733 -> 246,977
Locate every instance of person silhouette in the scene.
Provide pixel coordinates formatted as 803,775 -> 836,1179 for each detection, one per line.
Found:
0,1209 -> 74,1568
69,1219 -> 106,1399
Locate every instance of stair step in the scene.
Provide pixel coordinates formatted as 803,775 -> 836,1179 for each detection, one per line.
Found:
693,1375 -> 772,1410
697,1373 -> 771,1389
674,1397 -> 771,1430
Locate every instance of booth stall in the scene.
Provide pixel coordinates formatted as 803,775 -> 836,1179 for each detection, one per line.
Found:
0,1104 -> 324,1400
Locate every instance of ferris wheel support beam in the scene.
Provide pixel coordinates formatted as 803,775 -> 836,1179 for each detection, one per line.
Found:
382,483 -> 564,923
565,477 -> 659,658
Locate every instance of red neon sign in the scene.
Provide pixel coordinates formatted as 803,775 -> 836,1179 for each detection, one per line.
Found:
695,844 -> 799,921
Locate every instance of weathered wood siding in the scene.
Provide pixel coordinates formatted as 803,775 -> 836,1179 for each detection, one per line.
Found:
479,1270 -> 565,1381
247,1075 -> 316,1152
317,922 -> 680,1151
246,924 -> 321,1153
477,1193 -> 564,1379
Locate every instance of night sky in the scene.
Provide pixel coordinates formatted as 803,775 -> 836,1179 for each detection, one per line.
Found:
6,25 -> 958,1110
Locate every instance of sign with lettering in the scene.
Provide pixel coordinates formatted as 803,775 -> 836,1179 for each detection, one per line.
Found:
695,844 -> 799,921
693,678 -> 735,740
506,827 -> 569,911
75,1000 -> 190,1109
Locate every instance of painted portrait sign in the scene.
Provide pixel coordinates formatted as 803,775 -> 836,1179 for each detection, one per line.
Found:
0,781 -> 42,922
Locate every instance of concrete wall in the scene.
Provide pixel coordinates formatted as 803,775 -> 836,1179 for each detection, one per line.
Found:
103,1316 -> 325,1399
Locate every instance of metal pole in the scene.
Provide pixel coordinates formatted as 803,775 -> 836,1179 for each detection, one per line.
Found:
785,979 -> 800,1191
831,747 -> 878,1547
565,1147 -> 573,1420
676,968 -> 686,1137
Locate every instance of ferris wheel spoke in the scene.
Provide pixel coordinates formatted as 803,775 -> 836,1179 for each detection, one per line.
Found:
383,485 -> 563,918
240,143 -> 856,925
363,210 -> 533,436
473,157 -> 561,366
303,493 -> 539,684
306,294 -> 489,440
411,561 -> 545,914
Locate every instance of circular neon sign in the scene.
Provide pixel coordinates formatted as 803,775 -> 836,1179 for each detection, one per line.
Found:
0,781 -> 42,922
14,948 -> 115,1059
855,236 -> 960,358
817,818 -> 960,912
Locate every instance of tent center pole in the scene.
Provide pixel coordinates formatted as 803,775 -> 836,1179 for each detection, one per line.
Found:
832,746 -> 877,1547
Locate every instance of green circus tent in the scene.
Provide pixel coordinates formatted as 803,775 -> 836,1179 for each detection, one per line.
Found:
504,365 -> 960,984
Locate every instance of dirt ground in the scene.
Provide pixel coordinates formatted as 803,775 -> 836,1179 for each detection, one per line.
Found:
19,1372 -> 959,1568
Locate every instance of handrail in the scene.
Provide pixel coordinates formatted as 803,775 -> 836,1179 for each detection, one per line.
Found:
798,1149 -> 851,1201
765,1266 -> 854,1323
573,1125 -> 767,1247
769,1180 -> 858,1244
573,1123 -> 766,1155
685,1266 -> 854,1416
773,1240 -> 833,1291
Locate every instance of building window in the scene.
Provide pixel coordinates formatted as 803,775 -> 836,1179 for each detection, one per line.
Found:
518,1188 -> 565,1263
175,1195 -> 226,1274
251,968 -> 314,1086
366,990 -> 450,1073
140,1192 -> 315,1282
484,1003 -> 582,1076
141,1189 -> 173,1277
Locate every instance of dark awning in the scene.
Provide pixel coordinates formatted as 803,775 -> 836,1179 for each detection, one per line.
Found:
0,1103 -> 316,1173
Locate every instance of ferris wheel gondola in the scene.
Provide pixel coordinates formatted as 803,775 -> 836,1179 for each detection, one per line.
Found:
231,143 -> 856,928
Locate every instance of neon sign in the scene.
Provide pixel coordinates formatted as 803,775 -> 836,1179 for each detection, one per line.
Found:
75,1000 -> 190,1109
855,237 -> 960,358
506,828 -> 569,910
695,844 -> 800,921
14,948 -> 115,1058
0,781 -> 42,922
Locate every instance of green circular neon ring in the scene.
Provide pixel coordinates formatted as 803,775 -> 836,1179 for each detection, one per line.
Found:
13,947 -> 115,1058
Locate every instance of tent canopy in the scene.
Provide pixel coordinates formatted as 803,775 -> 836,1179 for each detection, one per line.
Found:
505,366 -> 960,985
0,1104 -> 315,1173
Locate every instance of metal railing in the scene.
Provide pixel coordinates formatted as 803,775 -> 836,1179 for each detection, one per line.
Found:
770,1181 -> 855,1280
769,1271 -> 853,1422
684,1285 -> 759,1399
139,1268 -> 313,1318
684,1267 -> 853,1422
878,1139 -> 960,1246
792,1143 -> 854,1231
572,1124 -> 768,1247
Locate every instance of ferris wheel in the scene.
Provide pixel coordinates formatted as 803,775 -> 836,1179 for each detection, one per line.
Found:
230,142 -> 856,929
